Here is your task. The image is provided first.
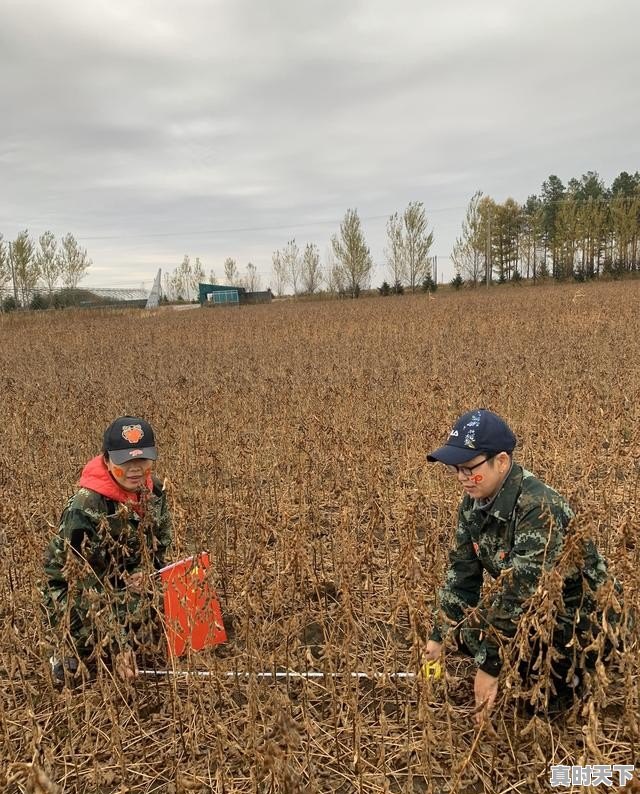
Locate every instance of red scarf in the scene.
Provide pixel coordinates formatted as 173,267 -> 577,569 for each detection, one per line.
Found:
78,456 -> 153,516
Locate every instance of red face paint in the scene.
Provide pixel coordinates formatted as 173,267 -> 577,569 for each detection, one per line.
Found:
470,474 -> 484,484
113,465 -> 125,479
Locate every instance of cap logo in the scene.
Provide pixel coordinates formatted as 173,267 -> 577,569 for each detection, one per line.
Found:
122,424 -> 144,444
128,449 -> 144,457
449,429 -> 459,438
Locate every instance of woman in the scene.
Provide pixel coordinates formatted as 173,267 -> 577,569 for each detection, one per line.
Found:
423,409 -> 619,721
43,416 -> 172,683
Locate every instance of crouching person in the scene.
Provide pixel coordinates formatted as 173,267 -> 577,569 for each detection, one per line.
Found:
423,409 -> 624,722
43,416 -> 172,684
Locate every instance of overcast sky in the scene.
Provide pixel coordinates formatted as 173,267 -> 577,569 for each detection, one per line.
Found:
1,0 -> 639,289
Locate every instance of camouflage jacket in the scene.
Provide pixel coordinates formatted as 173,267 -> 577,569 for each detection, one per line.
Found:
44,476 -> 172,598
430,463 -> 610,675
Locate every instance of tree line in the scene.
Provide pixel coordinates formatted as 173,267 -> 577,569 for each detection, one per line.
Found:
269,202 -> 435,298
0,229 -> 91,310
452,170 -> 640,285
162,256 -> 263,301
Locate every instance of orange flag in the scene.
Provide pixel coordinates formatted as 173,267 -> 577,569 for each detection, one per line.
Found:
159,553 -> 227,657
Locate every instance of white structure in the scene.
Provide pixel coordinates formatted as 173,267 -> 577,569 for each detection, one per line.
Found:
146,269 -> 162,309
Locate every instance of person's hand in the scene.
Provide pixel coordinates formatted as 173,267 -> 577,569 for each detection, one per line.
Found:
423,640 -> 442,661
474,669 -> 499,725
115,647 -> 138,681
125,571 -> 145,595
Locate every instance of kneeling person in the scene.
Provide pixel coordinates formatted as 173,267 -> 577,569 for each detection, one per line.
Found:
43,416 -> 172,682
423,409 -> 619,721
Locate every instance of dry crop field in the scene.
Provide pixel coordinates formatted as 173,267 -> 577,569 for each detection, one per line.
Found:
0,280 -> 639,794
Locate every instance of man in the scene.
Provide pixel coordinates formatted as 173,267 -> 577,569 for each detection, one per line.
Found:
43,416 -> 172,683
423,409 -> 618,722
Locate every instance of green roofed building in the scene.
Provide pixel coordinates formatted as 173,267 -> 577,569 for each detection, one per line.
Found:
198,283 -> 273,306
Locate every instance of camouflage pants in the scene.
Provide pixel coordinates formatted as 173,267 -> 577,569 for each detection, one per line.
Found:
43,584 -> 164,662
456,611 -> 611,685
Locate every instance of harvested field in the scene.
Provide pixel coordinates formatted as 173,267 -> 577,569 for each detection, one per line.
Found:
1,280 -> 639,793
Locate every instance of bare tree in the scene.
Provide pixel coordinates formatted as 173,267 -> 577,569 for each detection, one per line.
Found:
385,212 -> 406,287
36,230 -> 61,295
60,233 -> 91,290
178,255 -> 193,300
301,243 -> 322,294
271,250 -> 288,296
0,235 -> 11,306
191,256 -> 205,300
208,268 -> 217,285
12,230 -> 38,305
331,209 -> 372,297
283,239 -> 301,295
224,257 -> 239,285
245,262 -> 261,292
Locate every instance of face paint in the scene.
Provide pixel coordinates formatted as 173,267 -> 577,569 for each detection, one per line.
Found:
470,474 -> 484,484
113,465 -> 125,479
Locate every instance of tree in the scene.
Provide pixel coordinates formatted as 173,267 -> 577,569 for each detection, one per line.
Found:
60,233 -> 91,289
191,257 -> 205,300
0,234 -> 11,308
245,262 -> 260,292
283,239 -> 301,296
35,230 -> 61,296
178,255 -> 193,300
450,191 -> 486,286
491,198 -> 521,282
401,201 -> 434,292
385,212 -> 406,286
540,175 -> 566,277
224,257 -> 239,285
331,209 -> 372,298
271,250 -> 288,296
301,243 -> 322,294
208,269 -> 217,285
12,230 -> 38,306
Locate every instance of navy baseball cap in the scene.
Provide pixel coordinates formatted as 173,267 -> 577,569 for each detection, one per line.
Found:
427,409 -> 516,466
102,416 -> 157,465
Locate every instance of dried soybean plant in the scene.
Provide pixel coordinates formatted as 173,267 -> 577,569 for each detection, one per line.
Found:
0,282 -> 639,793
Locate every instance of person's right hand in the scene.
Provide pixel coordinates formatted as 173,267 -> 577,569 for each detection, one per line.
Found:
423,640 -> 443,661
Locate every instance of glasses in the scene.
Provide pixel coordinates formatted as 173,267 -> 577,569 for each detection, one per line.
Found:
445,453 -> 496,477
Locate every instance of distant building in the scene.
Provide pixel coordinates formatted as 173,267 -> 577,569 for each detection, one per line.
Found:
198,283 -> 273,306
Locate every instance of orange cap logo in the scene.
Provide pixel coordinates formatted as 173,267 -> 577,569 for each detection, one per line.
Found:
122,424 -> 144,444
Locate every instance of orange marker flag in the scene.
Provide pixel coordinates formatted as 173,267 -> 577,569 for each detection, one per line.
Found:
159,552 -> 227,658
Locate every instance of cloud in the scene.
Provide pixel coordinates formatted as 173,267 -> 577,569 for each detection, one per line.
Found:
1,0 -> 639,286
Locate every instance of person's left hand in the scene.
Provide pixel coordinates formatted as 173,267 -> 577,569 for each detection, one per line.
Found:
474,669 -> 499,725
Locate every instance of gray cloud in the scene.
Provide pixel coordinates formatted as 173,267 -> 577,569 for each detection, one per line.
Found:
1,0 -> 639,287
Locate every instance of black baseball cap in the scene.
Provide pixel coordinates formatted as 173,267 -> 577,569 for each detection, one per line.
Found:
427,409 -> 516,466
102,416 -> 158,465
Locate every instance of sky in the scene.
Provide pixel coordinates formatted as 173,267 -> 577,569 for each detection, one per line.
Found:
1,0 -> 639,290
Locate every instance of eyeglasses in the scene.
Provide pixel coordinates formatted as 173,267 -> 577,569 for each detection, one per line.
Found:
445,453 -> 496,477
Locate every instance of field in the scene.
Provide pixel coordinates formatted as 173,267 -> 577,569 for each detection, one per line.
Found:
1,281 -> 639,793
